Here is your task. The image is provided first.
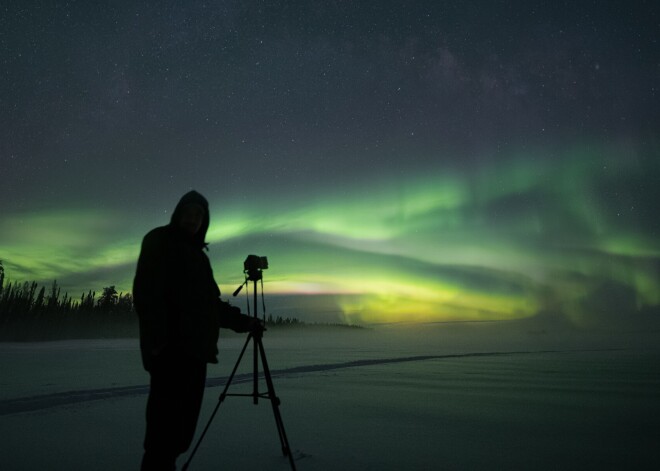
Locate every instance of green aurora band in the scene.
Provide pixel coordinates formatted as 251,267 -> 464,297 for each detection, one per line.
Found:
1,142 -> 658,326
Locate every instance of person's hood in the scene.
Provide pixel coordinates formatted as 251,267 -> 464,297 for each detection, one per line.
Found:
169,190 -> 210,249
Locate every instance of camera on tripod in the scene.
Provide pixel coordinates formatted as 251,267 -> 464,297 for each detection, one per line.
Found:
244,254 -> 268,272
243,254 -> 268,282
232,255 -> 269,294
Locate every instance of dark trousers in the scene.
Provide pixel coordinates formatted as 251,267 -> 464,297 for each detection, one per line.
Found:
141,353 -> 207,471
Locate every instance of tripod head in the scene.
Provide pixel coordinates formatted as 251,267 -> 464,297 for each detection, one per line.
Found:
232,254 -> 268,295
245,268 -> 263,282
232,255 -> 269,319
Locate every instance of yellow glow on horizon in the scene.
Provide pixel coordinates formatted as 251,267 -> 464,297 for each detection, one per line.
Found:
256,272 -> 538,324
337,289 -> 537,324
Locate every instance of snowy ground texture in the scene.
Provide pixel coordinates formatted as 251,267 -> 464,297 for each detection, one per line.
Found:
1,323 -> 659,470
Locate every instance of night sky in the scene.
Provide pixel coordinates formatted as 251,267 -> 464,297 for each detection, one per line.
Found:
1,1 -> 658,326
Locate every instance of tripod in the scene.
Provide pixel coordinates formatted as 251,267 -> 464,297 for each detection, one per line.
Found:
182,268 -> 297,471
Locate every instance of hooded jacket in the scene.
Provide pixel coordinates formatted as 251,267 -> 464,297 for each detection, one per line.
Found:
133,191 -> 246,370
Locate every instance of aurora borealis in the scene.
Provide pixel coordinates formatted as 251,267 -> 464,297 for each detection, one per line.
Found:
1,1 -> 658,326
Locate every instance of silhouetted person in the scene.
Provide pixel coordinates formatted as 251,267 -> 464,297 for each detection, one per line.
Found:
133,190 -> 258,471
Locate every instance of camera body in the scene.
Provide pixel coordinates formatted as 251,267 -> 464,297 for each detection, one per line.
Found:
244,254 -> 269,272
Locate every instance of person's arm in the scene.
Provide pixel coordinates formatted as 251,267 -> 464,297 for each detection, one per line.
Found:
217,299 -> 263,333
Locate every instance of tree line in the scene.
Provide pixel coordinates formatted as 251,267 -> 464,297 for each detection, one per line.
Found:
0,261 -> 357,341
0,260 -> 135,341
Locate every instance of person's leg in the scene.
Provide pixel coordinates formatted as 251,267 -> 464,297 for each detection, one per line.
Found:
141,357 -> 178,471
174,359 -> 208,456
141,354 -> 207,470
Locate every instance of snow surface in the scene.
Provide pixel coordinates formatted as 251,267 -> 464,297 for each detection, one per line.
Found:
1,323 -> 659,470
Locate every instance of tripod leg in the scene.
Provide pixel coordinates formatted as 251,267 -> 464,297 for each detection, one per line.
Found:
253,330 -> 259,404
182,333 -> 254,471
256,336 -> 297,471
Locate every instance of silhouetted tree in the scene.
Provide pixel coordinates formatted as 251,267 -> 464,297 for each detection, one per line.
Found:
47,280 -> 60,311
0,260 -> 4,296
97,286 -> 119,311
117,292 -> 133,313
34,286 -> 46,312
80,290 -> 95,311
